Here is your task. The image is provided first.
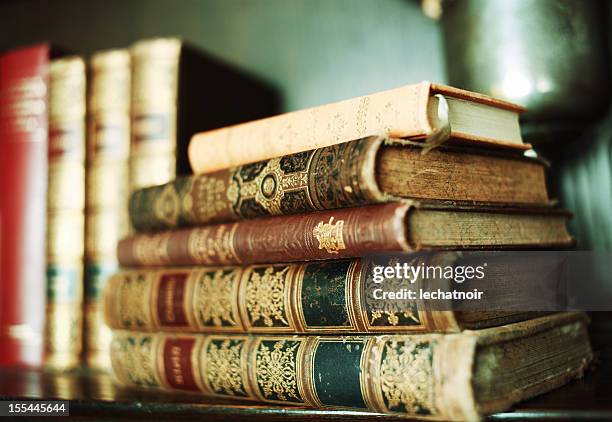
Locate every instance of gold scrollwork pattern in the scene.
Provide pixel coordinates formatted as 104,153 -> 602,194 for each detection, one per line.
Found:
204,339 -> 247,396
379,339 -> 434,414
115,335 -> 158,387
187,226 -> 239,265
193,269 -> 238,327
245,266 -> 290,327
255,340 -> 301,402
118,274 -> 150,329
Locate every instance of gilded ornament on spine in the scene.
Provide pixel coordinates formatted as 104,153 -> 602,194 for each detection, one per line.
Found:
129,137 -> 384,232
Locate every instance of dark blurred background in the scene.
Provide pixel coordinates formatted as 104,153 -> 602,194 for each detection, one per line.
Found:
1,0 -> 611,250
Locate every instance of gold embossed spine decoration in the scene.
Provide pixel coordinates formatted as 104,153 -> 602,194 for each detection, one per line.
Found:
45,56 -> 87,370
128,137 -> 384,232
110,313 -> 592,419
105,258 -> 454,334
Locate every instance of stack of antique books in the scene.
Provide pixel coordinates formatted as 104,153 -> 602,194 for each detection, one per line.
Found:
104,82 -> 592,420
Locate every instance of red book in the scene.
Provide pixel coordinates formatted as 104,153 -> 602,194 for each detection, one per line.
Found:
0,44 -> 49,367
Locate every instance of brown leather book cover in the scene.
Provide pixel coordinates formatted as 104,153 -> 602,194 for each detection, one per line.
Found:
130,136 -> 549,232
117,202 -> 573,268
110,313 -> 592,420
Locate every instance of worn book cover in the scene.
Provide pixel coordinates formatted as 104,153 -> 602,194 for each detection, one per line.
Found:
189,81 -> 528,174
110,313 -> 592,420
118,202 -> 573,268
131,136 -> 549,232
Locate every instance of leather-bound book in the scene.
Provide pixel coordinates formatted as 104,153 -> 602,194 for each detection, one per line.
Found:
104,254 -> 558,334
44,56 -> 87,370
110,312 -> 592,420
117,202 -> 573,268
84,49 -> 131,371
129,37 -> 278,191
189,81 -> 528,174
130,136 -> 549,232
0,44 -> 49,367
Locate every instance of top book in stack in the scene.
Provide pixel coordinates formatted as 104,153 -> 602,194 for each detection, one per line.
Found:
188,81 -> 528,174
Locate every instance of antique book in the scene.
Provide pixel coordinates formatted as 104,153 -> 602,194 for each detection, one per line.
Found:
110,312 -> 592,420
45,55 -> 87,370
84,49 -> 131,371
118,202 -> 573,268
189,81 -> 528,174
131,136 -> 549,232
104,254 -> 557,334
129,37 -> 278,191
0,44 -> 49,367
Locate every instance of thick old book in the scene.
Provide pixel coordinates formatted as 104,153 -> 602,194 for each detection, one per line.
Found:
110,312 -> 592,420
0,44 -> 49,367
130,37 -> 278,191
118,202 -> 573,268
45,56 -> 87,370
189,81 -> 528,174
131,136 -> 549,232
84,49 -> 131,371
104,254 -> 555,334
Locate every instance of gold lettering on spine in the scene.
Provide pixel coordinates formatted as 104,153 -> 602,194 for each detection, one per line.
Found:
187,224 -> 240,265
313,217 -> 346,254
133,233 -> 171,265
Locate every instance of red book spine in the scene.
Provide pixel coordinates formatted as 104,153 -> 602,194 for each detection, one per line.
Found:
0,44 -> 49,367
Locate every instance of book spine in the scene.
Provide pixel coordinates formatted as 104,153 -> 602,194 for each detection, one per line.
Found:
84,49 -> 131,370
188,82 -> 433,173
130,38 -> 181,191
118,203 -> 411,267
129,136 -> 384,232
105,258 -> 460,334
0,44 -> 49,367
44,56 -> 87,370
111,330 -> 472,419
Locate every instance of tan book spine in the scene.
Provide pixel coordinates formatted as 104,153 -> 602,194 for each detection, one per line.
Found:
84,49 -> 131,370
130,38 -> 181,191
45,56 -> 86,370
188,81 -> 527,174
110,313 -> 591,420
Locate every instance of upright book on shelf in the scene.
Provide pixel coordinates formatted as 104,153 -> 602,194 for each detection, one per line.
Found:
0,44 -> 49,367
84,49 -> 132,370
45,55 -> 87,370
129,37 -> 278,191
